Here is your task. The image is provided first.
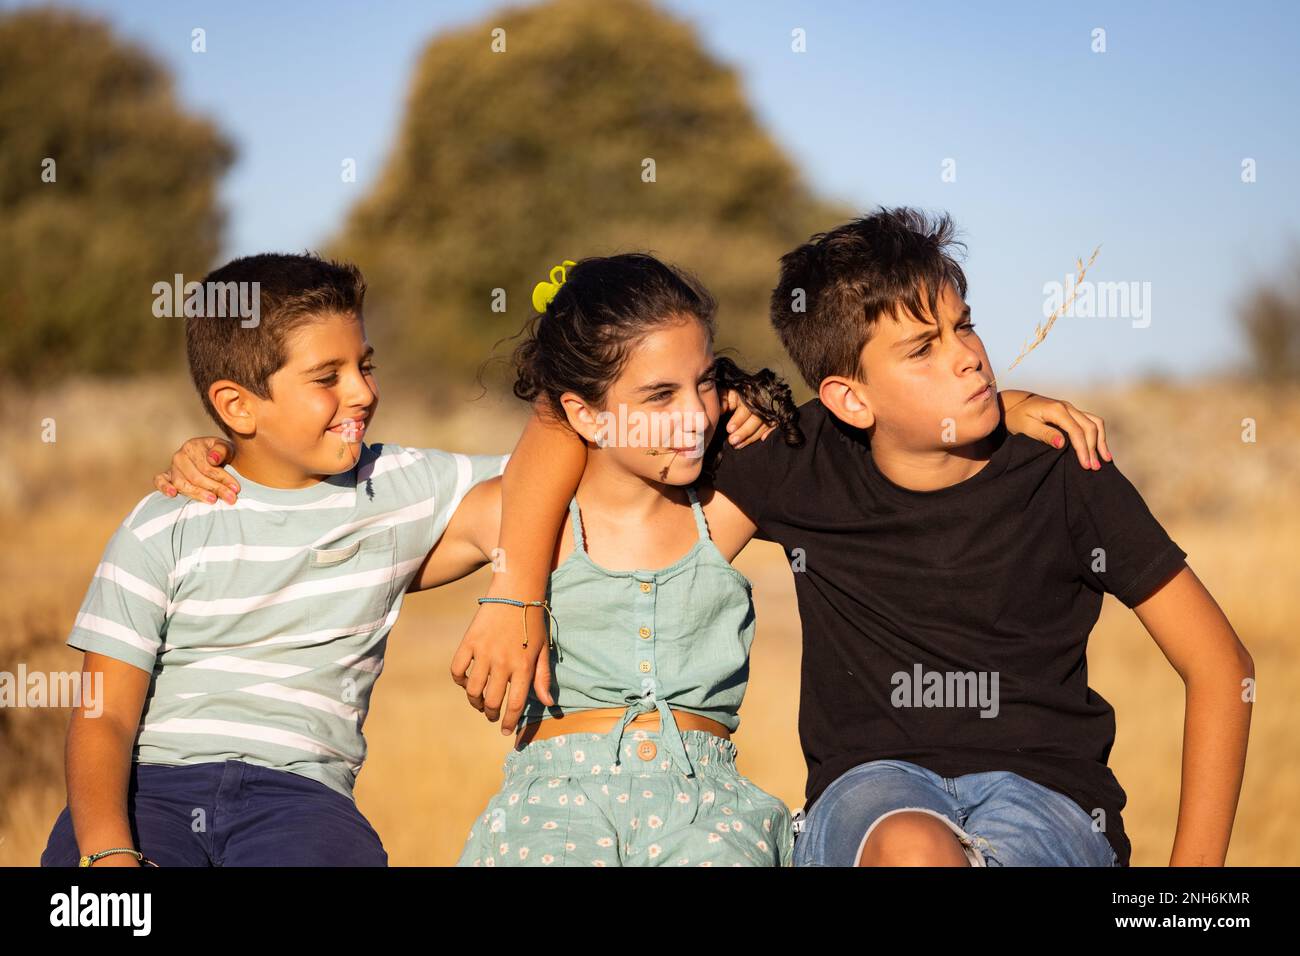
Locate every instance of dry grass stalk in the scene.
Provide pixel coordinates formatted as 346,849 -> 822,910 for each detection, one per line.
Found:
1005,245 -> 1102,372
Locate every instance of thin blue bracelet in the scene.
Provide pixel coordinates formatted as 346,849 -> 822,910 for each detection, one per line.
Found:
477,596 -> 559,653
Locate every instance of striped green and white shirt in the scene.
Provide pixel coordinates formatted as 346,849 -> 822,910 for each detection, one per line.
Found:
67,442 -> 508,799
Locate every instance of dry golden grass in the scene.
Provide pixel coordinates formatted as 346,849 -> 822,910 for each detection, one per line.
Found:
1,374 -> 1295,865
1005,245 -> 1101,373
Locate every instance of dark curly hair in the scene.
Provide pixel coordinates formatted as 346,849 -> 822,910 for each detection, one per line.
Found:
511,253 -> 803,474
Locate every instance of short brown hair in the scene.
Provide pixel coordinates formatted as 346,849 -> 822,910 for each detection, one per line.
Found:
770,207 -> 968,390
185,252 -> 367,436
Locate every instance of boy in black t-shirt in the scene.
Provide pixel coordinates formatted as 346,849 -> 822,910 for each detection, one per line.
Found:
454,210 -> 1253,867
704,208 -> 1252,866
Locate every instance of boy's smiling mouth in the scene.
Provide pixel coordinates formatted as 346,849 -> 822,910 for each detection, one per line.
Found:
328,416 -> 368,443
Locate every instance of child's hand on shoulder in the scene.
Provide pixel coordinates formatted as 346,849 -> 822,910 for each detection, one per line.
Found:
1001,391 -> 1111,470
154,437 -> 239,504
721,388 -> 778,448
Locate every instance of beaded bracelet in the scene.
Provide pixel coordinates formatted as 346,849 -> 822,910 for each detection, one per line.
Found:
476,596 -> 559,653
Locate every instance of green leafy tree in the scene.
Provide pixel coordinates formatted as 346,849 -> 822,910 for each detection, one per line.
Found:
331,0 -> 845,397
0,8 -> 234,381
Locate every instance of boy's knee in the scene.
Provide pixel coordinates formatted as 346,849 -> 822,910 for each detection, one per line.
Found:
858,811 -> 970,867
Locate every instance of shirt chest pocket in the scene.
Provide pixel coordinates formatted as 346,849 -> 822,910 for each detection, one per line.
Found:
306,525 -> 398,632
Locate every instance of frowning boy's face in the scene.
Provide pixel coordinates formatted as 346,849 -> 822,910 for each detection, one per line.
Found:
857,280 -> 1001,452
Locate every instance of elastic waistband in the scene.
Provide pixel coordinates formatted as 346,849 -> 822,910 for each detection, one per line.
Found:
504,728 -> 738,779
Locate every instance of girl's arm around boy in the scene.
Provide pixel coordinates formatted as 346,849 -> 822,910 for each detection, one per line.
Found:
447,388 -> 1111,735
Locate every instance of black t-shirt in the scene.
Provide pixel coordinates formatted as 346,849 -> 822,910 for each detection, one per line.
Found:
712,398 -> 1187,866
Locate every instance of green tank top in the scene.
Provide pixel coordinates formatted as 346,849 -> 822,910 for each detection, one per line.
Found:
522,484 -> 756,778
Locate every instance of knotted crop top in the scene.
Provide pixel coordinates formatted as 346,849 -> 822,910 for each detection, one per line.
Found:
520,484 -> 756,777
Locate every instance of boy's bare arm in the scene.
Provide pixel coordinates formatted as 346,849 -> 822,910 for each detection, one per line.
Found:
407,477 -> 501,592
1132,565 -> 1254,866
450,403 -> 586,734
66,652 -> 152,866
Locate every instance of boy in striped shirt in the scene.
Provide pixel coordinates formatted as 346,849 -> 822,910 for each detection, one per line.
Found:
41,253 -> 508,866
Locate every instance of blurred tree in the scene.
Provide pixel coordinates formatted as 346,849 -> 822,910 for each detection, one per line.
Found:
1239,248 -> 1300,383
0,7 -> 233,382
330,0 -> 846,400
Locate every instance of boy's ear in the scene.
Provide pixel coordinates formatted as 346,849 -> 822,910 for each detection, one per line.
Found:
209,381 -> 257,438
559,391 -> 603,446
819,375 -> 875,430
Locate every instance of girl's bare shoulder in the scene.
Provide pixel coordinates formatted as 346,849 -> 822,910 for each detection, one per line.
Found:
694,481 -> 757,563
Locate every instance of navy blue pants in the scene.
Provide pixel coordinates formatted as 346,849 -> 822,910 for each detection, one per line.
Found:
42,760 -> 388,866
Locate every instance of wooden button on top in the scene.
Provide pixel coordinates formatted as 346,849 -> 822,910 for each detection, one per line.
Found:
639,582 -> 652,592
637,741 -> 657,761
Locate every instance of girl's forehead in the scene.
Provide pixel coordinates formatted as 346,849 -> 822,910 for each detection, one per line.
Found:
625,318 -> 712,360
620,351 -> 714,392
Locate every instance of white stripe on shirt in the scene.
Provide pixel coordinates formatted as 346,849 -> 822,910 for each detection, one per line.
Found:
132,491 -> 358,541
167,556 -> 425,617
93,563 -> 168,609
239,682 -> 362,720
139,717 -> 358,766
180,655 -> 311,678
74,612 -> 162,656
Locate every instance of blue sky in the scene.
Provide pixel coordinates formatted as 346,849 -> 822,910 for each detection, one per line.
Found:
14,0 -> 1300,387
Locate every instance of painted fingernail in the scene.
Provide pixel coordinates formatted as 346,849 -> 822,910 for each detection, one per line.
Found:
1053,436 -> 1063,448
208,452 -> 221,464
205,493 -> 217,504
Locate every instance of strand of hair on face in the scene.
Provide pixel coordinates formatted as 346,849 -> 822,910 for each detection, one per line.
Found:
1004,244 -> 1102,373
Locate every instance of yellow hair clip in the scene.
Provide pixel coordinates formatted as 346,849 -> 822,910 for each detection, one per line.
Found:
531,259 -> 577,313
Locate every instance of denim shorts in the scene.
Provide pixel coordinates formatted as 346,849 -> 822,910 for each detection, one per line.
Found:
41,759 -> 387,867
457,729 -> 794,867
792,758 -> 1118,867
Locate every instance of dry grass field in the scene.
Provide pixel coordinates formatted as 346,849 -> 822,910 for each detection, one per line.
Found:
1,374 -> 1294,865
